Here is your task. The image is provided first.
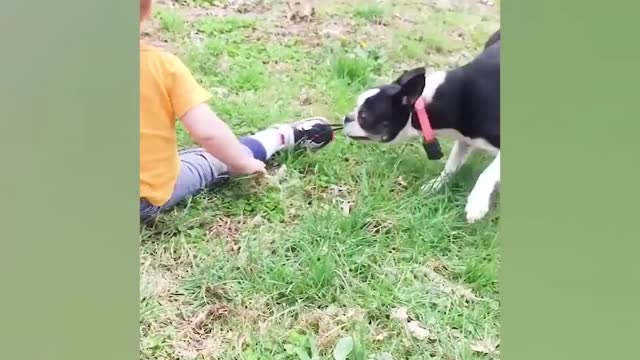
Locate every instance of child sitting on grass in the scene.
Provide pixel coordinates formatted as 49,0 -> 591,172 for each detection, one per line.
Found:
139,0 -> 334,222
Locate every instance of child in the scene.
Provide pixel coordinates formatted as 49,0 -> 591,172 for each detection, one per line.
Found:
139,0 -> 334,222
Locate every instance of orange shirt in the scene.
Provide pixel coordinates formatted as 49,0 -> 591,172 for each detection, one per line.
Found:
139,42 -> 212,205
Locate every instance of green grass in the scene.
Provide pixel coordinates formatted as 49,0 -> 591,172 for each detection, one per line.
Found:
353,5 -> 386,23
154,8 -> 185,35
141,1 -> 500,359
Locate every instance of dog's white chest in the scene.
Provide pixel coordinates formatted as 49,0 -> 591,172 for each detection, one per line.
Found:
435,129 -> 499,155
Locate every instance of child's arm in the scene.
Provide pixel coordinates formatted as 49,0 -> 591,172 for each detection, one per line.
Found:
159,51 -> 265,175
180,103 -> 266,175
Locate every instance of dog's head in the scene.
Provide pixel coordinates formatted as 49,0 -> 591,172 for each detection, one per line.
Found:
342,67 -> 430,144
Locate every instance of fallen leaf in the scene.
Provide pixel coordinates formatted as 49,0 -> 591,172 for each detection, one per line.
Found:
470,339 -> 499,354
374,352 -> 394,360
340,200 -> 352,216
373,331 -> 388,341
332,336 -> 354,360
275,164 -> 287,178
298,91 -> 313,105
407,320 -> 431,341
390,307 -> 409,322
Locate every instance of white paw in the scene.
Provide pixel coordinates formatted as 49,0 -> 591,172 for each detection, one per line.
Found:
465,196 -> 490,223
422,176 -> 445,193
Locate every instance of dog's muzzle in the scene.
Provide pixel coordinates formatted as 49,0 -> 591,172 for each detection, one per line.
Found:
341,115 -> 372,140
343,114 -> 355,124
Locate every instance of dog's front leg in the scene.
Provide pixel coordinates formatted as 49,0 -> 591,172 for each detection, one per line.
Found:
465,152 -> 500,223
422,140 -> 473,192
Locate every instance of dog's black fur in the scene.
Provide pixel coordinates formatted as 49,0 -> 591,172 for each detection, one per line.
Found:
343,29 -> 500,148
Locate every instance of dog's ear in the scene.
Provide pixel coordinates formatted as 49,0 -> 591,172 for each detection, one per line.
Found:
382,84 -> 402,96
393,67 -> 426,106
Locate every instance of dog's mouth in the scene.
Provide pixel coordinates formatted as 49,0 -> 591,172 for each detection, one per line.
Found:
339,121 -> 383,142
329,123 -> 371,140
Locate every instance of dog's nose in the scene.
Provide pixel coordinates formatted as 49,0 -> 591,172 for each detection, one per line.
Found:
343,114 -> 355,124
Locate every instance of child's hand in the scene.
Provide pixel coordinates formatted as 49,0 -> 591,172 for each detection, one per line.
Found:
228,157 -> 267,176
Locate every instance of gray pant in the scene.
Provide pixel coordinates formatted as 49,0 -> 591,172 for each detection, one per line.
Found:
139,147 -> 244,222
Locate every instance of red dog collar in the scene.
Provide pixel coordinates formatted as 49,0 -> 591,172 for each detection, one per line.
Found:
414,97 -> 444,160
414,97 -> 435,141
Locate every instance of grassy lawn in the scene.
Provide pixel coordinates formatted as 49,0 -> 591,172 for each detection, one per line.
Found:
140,1 -> 500,359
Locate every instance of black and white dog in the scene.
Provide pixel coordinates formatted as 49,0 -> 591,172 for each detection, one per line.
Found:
342,30 -> 500,223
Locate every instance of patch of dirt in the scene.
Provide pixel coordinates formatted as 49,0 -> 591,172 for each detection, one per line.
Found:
157,0 -> 358,49
470,338 -> 500,356
206,216 -> 246,253
170,300 -> 239,359
286,0 -> 316,22
142,292 -> 274,359
140,266 -> 178,299
421,264 -> 481,304
190,303 -> 232,333
237,297 -> 272,332
170,0 -> 279,21
156,0 -> 497,55
242,16 -> 357,50
140,254 -> 187,299
140,21 -> 175,52
178,6 -> 238,22
430,0 -> 497,12
174,332 -> 229,360
232,0 -> 273,15
327,184 -> 356,216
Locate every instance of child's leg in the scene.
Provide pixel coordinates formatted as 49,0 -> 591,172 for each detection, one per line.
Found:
140,117 -> 334,221
239,116 -> 335,161
140,148 -> 234,221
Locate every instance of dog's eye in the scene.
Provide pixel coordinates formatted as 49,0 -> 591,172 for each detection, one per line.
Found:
361,111 -> 374,123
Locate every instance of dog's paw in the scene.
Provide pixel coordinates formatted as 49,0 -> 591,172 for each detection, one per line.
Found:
421,176 -> 445,193
465,195 -> 490,223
